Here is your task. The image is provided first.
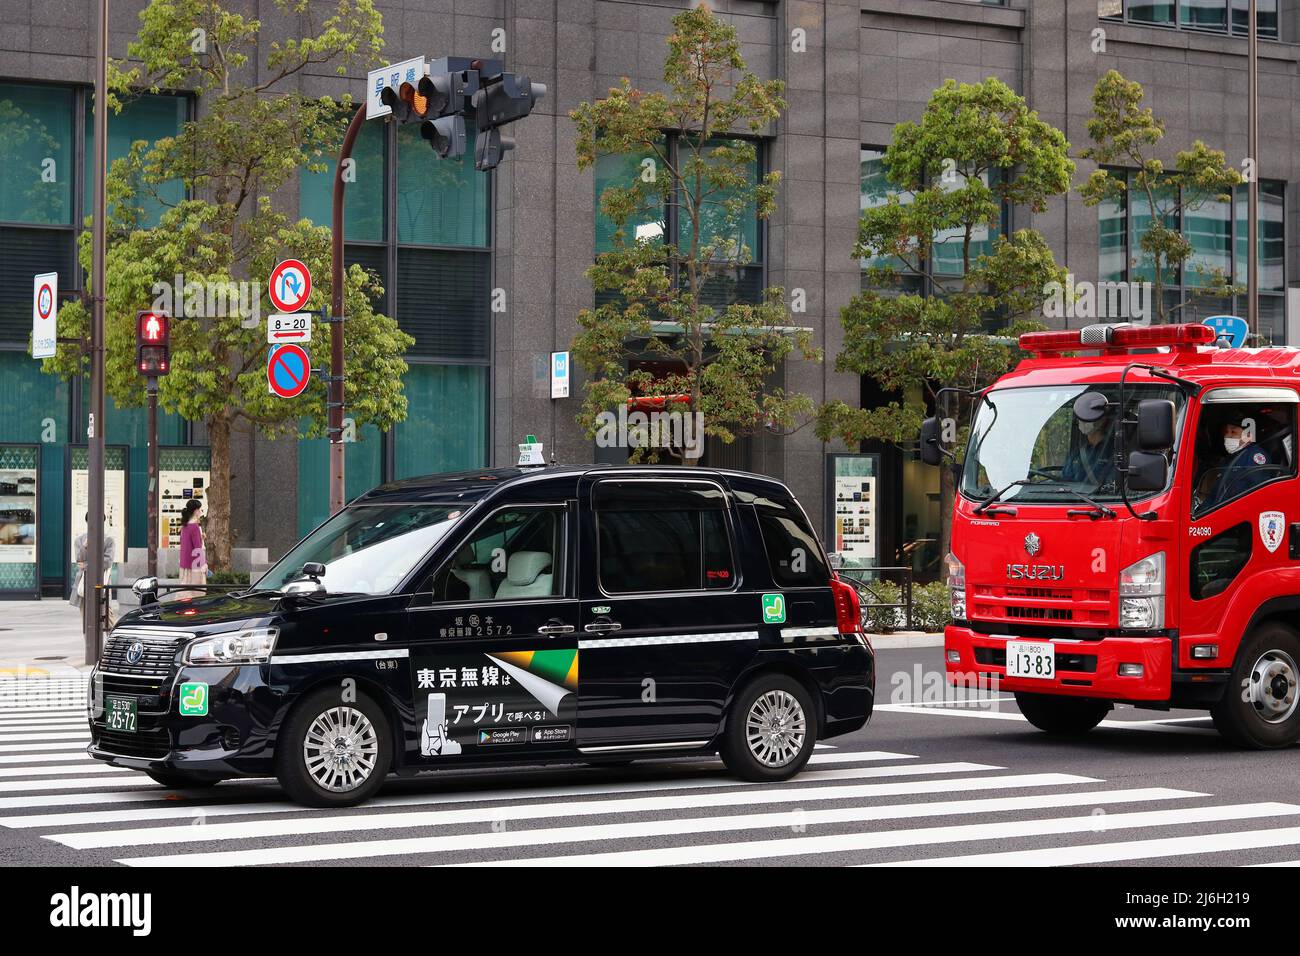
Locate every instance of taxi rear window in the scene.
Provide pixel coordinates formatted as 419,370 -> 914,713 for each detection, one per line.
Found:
753,496 -> 831,587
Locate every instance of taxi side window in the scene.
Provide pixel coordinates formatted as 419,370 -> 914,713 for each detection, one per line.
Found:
594,480 -> 735,593
424,508 -> 562,602
1191,401 -> 1296,517
753,495 -> 831,587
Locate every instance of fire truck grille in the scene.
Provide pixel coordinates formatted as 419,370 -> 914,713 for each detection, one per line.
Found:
1005,605 -> 1073,621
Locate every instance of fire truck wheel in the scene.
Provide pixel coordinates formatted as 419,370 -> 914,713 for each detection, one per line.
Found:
1211,624 -> 1300,750
1014,692 -> 1110,736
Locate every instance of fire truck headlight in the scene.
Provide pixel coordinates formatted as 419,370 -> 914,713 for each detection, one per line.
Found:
950,588 -> 966,622
1119,552 -> 1165,629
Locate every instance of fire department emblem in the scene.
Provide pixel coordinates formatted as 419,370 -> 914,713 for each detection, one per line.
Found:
1259,511 -> 1285,554
1024,532 -> 1042,557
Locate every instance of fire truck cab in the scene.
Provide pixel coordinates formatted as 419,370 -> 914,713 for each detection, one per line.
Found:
920,321 -> 1300,749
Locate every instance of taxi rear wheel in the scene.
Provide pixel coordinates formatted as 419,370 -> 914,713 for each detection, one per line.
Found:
276,688 -> 392,807
1014,692 -> 1111,736
720,674 -> 816,782
1211,623 -> 1300,750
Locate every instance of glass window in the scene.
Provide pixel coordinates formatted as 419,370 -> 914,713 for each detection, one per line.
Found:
424,507 -> 562,601
296,421 -> 383,537
1098,191 -> 1128,284
0,84 -> 73,226
0,227 -> 75,345
1232,0 -> 1278,37
1129,2 -> 1177,24
754,494 -> 831,587
1190,522 -> 1252,600
594,480 -> 735,593
396,124 -> 489,247
1191,399 -> 1296,516
962,384 -> 1187,504
933,168 -> 1000,277
1184,195 -> 1230,288
393,364 -> 488,480
299,118 -> 385,243
86,93 -> 187,228
594,147 -> 666,253
677,137 -> 760,263
1182,0 -> 1228,29
1235,181 -> 1285,292
396,248 -> 490,359
859,147 -> 917,282
1130,176 -> 1180,286
257,502 -> 464,594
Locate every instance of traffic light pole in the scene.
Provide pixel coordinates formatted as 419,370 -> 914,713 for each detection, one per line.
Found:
146,379 -> 158,578
328,102 -> 367,515
85,0 -> 109,664
1247,0 -> 1259,340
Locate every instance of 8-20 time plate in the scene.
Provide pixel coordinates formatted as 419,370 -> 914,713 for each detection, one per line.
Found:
103,695 -> 137,733
1006,640 -> 1055,680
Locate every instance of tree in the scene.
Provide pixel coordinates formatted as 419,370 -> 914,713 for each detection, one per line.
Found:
1080,69 -> 1243,322
40,0 -> 413,570
569,4 -> 819,464
817,78 -> 1074,563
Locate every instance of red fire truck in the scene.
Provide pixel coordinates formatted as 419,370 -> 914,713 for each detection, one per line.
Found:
919,321 -> 1300,748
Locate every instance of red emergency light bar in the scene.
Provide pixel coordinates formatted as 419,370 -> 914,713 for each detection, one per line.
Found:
1019,322 -> 1216,357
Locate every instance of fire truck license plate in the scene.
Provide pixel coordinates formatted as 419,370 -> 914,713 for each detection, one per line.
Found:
1006,641 -> 1055,680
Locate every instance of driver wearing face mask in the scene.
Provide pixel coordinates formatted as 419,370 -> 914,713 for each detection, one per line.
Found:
1062,413 -> 1116,486
1202,414 -> 1278,510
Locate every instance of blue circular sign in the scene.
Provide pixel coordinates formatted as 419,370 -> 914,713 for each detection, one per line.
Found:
268,343 -> 311,398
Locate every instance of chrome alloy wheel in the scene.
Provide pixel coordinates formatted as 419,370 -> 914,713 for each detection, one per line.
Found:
1247,649 -> 1300,725
745,689 -> 807,768
302,706 -> 380,792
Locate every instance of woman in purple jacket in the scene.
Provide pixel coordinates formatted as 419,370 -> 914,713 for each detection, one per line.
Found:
175,498 -> 207,600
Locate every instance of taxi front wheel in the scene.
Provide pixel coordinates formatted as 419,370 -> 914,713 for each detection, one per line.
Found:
276,688 -> 393,807
720,674 -> 817,782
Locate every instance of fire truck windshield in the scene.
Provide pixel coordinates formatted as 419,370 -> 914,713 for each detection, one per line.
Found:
961,383 -> 1186,504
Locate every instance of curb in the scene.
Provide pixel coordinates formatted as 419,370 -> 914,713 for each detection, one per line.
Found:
867,632 -> 945,648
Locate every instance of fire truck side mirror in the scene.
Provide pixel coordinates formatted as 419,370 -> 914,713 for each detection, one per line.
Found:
1127,450 -> 1168,492
918,417 -> 943,466
1136,399 -> 1176,451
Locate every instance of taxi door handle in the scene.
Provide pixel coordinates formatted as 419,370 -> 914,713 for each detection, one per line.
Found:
584,620 -> 622,633
537,621 -> 575,636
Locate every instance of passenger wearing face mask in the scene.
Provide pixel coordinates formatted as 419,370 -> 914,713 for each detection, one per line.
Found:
1062,412 -> 1116,486
1202,414 -> 1278,510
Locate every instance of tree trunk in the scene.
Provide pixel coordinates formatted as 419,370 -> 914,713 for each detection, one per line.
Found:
205,415 -> 233,572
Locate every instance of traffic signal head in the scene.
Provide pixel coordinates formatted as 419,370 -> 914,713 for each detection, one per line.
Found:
381,70 -> 479,125
422,114 -> 466,159
473,127 -> 515,171
472,73 -> 546,133
136,310 -> 170,376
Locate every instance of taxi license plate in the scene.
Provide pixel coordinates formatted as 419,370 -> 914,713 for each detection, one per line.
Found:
1005,640 -> 1055,680
104,695 -> 137,733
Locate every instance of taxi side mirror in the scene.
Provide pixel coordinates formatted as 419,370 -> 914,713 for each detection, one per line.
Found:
1127,450 -> 1169,492
1136,399 -> 1175,451
918,417 -> 943,466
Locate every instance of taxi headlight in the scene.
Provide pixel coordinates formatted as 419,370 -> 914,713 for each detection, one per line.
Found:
185,627 -> 278,665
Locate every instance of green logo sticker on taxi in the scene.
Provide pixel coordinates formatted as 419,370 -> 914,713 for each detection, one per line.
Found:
761,592 -> 786,625
179,682 -> 208,717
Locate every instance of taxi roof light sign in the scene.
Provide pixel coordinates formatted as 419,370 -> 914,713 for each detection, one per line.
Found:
517,435 -> 545,468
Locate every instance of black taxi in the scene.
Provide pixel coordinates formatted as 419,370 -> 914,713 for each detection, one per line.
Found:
88,465 -> 875,806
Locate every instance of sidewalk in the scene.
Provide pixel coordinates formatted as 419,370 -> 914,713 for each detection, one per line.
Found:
0,599 -> 92,674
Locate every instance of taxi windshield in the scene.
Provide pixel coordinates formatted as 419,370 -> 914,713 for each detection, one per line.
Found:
256,503 -> 466,595
961,383 -> 1185,504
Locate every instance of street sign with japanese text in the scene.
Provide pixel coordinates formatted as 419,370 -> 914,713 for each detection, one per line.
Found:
368,57 -> 428,120
32,272 -> 57,359
268,313 -> 313,344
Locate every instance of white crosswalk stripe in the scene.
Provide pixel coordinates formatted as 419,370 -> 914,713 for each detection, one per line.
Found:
0,682 -> 1295,867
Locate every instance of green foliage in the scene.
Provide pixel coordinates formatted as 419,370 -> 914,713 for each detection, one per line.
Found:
1079,69 -> 1243,320
910,581 -> 952,633
820,79 -> 1072,562
569,5 -> 818,460
205,568 -> 250,586
41,0 -> 405,567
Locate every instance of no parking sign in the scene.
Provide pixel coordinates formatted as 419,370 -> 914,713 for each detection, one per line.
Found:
268,343 -> 312,399
269,259 -> 312,313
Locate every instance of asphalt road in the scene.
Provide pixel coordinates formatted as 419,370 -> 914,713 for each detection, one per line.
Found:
2,646 -> 1298,868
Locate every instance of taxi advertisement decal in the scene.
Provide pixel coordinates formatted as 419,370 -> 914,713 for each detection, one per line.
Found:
414,649 -> 578,759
